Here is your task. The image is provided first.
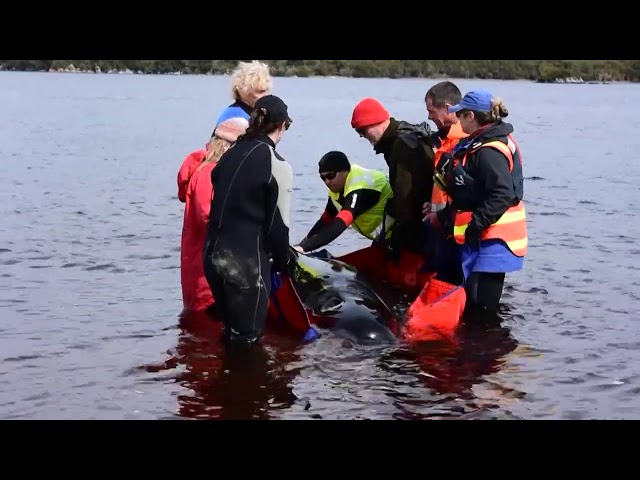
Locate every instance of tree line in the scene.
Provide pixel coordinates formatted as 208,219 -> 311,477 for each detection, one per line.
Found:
1,60 -> 639,82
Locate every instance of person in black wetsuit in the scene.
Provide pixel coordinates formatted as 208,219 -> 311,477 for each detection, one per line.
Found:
203,94 -> 297,348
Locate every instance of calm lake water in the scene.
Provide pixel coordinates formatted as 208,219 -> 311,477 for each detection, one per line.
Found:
1,71 -> 639,420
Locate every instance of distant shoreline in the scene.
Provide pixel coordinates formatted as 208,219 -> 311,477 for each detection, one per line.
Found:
0,68 -> 620,85
2,60 -> 637,83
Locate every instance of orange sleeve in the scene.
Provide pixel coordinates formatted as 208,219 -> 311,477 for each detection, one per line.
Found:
336,209 -> 354,226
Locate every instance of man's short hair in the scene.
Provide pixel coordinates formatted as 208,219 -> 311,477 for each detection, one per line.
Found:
425,81 -> 462,107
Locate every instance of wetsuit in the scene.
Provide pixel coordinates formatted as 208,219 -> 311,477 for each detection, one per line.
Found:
203,135 -> 294,346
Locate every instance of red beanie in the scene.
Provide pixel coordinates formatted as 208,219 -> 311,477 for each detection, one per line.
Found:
351,98 -> 390,130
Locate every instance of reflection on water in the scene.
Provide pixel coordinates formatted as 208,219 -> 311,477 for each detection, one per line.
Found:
142,312 -> 302,420
143,308 -> 522,420
380,321 -> 522,420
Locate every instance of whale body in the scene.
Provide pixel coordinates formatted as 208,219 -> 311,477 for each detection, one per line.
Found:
290,252 -> 399,345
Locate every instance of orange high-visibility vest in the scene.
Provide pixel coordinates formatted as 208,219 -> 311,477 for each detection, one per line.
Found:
431,122 -> 468,212
452,137 -> 528,257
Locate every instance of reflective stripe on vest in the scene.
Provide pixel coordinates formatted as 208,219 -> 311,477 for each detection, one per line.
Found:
431,123 -> 468,212
452,140 -> 528,257
328,164 -> 394,240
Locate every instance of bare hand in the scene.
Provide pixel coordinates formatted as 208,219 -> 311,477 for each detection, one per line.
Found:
426,212 -> 441,229
422,202 -> 432,222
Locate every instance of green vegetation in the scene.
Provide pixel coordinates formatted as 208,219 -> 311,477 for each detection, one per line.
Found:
1,60 -> 639,82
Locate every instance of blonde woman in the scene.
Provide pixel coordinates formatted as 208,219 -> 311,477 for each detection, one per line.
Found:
212,60 -> 273,130
178,60 -> 272,203
180,117 -> 249,314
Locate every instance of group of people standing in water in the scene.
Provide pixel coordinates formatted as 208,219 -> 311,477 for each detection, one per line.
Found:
177,60 -> 528,349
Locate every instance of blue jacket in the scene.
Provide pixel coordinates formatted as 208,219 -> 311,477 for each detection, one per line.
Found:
215,100 -> 252,127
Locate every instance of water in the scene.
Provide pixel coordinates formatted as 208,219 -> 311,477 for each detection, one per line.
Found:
1,71 -> 639,420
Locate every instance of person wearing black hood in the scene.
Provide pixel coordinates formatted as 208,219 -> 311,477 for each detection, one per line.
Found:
426,89 -> 528,319
203,94 -> 297,348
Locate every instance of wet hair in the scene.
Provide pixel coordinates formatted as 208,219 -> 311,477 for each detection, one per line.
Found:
239,107 -> 288,141
425,81 -> 462,107
460,98 -> 510,125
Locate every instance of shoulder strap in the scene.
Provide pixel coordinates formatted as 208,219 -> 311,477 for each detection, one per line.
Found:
472,140 -> 514,171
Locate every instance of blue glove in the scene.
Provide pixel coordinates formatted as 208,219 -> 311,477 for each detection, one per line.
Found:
271,269 -> 283,291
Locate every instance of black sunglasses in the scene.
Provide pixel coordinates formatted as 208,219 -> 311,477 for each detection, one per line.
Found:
320,171 -> 337,181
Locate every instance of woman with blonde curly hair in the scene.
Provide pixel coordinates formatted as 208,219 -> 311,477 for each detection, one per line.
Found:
212,60 -> 273,130
177,61 -> 272,203
180,117 -> 249,314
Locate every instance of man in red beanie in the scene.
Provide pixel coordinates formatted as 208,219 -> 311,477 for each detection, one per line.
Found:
351,97 -> 437,264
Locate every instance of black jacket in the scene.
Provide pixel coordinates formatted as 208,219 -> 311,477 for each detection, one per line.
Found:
374,118 -> 436,252
437,121 -> 523,234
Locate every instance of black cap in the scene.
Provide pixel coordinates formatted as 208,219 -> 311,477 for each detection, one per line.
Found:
254,95 -> 292,124
319,151 -> 350,173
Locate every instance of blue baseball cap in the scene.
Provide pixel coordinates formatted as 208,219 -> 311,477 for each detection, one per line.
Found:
448,89 -> 494,113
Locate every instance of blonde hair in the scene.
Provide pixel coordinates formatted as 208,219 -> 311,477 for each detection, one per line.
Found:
473,98 -> 510,125
230,60 -> 272,102
196,117 -> 249,172
490,98 -> 509,119
196,137 -> 231,172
